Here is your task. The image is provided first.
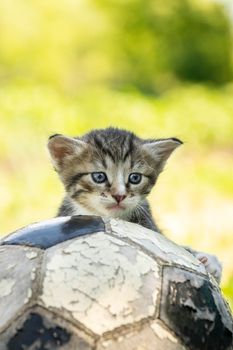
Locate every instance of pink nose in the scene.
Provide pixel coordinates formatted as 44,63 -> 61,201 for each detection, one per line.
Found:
112,194 -> 126,204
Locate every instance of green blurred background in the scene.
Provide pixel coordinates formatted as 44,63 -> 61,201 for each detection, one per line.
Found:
0,0 -> 233,307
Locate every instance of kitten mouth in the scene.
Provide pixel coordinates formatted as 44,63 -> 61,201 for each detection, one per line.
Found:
106,204 -> 126,211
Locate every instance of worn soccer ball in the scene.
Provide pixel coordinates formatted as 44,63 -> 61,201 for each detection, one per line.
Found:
0,216 -> 232,350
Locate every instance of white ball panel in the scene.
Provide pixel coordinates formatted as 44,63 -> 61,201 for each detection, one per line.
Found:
39,232 -> 161,335
109,219 -> 206,274
97,321 -> 187,350
0,246 -> 41,330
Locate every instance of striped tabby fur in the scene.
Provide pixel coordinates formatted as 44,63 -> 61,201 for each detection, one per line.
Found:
47,127 -> 182,231
47,128 -> 223,284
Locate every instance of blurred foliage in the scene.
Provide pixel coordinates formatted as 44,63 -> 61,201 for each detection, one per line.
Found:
0,0 -> 232,308
97,0 -> 233,92
0,0 -> 232,93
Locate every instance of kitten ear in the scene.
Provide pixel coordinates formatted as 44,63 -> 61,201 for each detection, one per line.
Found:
142,137 -> 183,171
47,134 -> 86,169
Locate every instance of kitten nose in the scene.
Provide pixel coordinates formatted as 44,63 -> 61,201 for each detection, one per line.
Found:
112,194 -> 126,204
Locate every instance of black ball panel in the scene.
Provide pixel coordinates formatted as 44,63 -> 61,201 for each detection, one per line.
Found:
1,216 -> 105,249
160,267 -> 233,350
8,313 -> 70,350
0,308 -> 93,350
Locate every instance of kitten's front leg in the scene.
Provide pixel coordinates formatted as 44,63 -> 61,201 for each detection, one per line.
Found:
185,247 -> 222,284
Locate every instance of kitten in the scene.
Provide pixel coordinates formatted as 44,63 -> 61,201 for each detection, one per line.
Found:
48,127 -> 222,283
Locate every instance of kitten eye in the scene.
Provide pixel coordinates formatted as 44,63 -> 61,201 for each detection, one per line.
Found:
91,172 -> 107,184
128,173 -> 142,184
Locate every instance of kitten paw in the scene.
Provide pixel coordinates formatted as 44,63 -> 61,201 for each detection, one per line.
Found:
195,252 -> 222,284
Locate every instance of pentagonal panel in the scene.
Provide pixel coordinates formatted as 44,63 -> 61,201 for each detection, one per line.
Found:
2,215 -> 105,249
109,219 -> 206,274
97,321 -> 187,350
0,307 -> 94,350
160,267 -> 233,350
39,232 -> 161,335
0,245 -> 41,331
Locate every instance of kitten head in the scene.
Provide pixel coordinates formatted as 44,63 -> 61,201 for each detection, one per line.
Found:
48,128 -> 182,218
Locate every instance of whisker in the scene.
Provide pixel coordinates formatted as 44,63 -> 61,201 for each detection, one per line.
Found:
136,203 -> 155,226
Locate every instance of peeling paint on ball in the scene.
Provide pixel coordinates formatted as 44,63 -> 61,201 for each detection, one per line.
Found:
40,233 -> 161,334
0,216 -> 232,350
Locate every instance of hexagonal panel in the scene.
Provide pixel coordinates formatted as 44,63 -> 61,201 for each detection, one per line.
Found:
97,321 -> 187,350
160,266 -> 233,350
39,232 -> 161,335
0,245 -> 41,331
108,219 -> 206,274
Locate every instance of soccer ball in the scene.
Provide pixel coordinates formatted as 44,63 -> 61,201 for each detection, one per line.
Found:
0,216 -> 232,350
